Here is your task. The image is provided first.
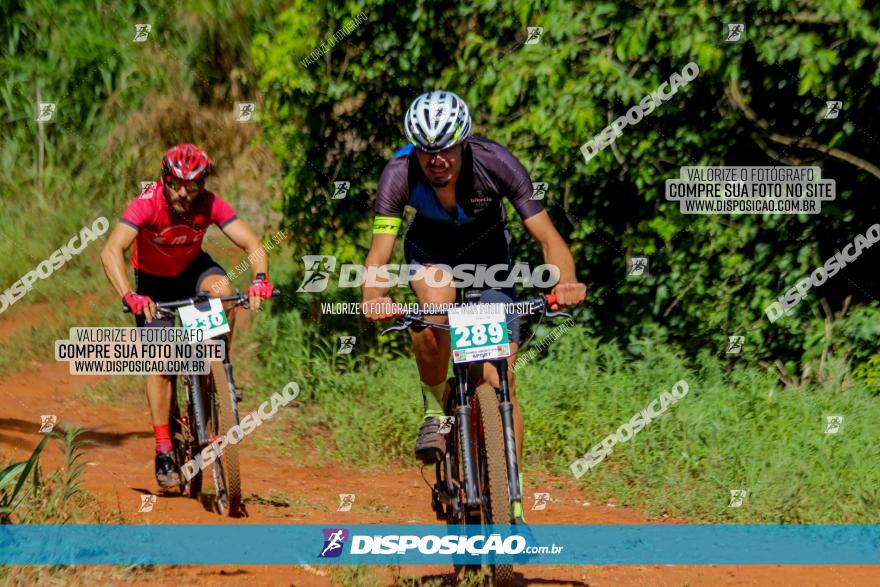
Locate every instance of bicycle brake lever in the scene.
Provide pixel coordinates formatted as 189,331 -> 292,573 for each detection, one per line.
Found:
381,323 -> 411,335
546,310 -> 572,319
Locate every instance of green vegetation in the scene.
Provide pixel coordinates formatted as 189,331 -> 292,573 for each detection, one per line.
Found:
3,0 -> 880,532
0,427 -> 115,524
254,0 -> 880,378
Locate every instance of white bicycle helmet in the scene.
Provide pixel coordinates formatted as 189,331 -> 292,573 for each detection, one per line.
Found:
403,90 -> 472,152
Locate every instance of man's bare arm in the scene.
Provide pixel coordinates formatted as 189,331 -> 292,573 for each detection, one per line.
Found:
523,211 -> 586,307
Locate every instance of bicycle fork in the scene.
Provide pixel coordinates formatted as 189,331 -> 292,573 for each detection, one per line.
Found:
453,364 -> 481,509
187,374 -> 210,446
495,358 -> 522,519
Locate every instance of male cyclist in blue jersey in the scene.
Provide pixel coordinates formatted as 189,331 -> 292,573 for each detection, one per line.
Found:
361,91 -> 586,496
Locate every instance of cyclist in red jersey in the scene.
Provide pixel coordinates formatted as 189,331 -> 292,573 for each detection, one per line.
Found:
100,144 -> 275,488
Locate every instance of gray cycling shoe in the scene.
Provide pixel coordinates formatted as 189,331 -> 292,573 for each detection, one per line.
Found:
414,417 -> 447,464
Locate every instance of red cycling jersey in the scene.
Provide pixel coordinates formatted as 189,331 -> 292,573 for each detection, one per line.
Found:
120,181 -> 237,276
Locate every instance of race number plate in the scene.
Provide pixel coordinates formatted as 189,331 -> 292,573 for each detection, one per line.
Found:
178,298 -> 230,339
448,303 -> 510,364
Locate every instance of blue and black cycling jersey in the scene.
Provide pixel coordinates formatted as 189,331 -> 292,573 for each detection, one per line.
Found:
373,136 -> 544,267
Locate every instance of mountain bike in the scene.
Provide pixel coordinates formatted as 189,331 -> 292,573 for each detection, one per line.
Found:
125,289 -> 279,517
381,291 -> 570,585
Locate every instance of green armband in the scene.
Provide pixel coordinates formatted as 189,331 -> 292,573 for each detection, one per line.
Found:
372,216 -> 401,235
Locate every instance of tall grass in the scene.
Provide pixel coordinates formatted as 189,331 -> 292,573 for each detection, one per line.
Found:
0,426 -> 109,524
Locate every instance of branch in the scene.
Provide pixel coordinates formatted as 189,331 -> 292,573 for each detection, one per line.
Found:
725,81 -> 880,183
751,134 -> 811,167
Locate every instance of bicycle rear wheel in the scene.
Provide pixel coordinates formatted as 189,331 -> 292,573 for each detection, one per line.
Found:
208,361 -> 242,517
475,383 -> 515,586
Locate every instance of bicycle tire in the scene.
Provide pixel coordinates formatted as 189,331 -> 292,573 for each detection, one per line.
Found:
475,383 -> 515,587
210,360 -> 242,517
445,389 -> 482,581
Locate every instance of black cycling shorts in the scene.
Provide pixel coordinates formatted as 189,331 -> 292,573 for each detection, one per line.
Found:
134,252 -> 226,328
403,215 -> 521,343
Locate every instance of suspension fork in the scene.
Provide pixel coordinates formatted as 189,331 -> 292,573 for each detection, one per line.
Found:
219,335 -> 240,425
495,358 -> 522,510
453,363 -> 480,508
187,374 -> 209,446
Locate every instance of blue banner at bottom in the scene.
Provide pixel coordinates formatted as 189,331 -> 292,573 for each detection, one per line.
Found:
1,524 -> 879,565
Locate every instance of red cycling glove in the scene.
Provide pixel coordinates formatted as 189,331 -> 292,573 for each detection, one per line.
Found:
248,274 -> 274,299
123,291 -> 154,315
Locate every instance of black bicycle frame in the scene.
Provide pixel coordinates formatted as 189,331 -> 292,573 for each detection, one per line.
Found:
452,356 -> 522,515
451,287 -> 521,516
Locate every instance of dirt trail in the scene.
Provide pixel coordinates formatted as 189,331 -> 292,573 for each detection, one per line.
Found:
1,311 -> 878,586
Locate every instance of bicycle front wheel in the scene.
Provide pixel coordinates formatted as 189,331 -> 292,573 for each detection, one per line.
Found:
475,383 -> 514,586
208,361 -> 242,517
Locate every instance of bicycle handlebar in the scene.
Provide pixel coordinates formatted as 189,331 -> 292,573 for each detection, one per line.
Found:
379,293 -> 568,335
122,289 -> 282,314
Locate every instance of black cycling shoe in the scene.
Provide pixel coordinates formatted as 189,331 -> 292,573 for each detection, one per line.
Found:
155,451 -> 180,488
414,417 -> 447,464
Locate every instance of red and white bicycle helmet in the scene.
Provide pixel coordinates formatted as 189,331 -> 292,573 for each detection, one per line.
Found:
161,144 -> 214,182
